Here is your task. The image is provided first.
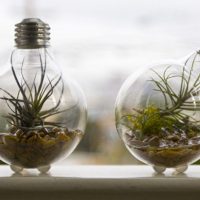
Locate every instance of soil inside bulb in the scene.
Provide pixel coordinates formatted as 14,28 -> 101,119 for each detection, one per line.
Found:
0,126 -> 83,168
124,129 -> 200,167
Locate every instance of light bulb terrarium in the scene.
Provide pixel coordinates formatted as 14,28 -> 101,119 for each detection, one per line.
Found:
115,51 -> 200,174
0,18 -> 87,173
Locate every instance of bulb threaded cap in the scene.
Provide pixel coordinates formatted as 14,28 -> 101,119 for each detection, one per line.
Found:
15,18 -> 50,49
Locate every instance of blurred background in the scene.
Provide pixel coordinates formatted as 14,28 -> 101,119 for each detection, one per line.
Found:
0,0 -> 200,165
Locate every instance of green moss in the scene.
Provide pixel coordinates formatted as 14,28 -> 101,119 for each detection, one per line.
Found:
126,105 -> 177,136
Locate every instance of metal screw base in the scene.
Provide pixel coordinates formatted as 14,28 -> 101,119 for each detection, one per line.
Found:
15,18 -> 50,49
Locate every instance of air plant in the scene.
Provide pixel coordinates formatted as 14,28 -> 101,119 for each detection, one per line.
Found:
120,53 -> 200,136
0,51 -> 65,132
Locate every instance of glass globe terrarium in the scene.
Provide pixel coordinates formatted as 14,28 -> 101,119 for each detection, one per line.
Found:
115,51 -> 200,174
0,18 -> 87,173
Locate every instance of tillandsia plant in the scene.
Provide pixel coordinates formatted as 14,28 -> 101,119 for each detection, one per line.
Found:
1,52 -> 65,131
0,51 -> 83,169
122,55 -> 200,140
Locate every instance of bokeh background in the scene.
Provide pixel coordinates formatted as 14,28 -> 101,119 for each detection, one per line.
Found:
0,0 -> 200,165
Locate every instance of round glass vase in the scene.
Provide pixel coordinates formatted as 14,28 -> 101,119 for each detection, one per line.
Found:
115,53 -> 200,174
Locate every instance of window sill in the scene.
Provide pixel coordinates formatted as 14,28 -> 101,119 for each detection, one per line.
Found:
0,165 -> 199,200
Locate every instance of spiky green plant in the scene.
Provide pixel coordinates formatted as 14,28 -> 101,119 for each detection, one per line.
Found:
120,53 -> 200,136
0,51 -> 65,131
151,57 -> 200,122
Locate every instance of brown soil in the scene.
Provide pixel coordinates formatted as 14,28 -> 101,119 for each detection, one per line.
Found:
0,127 -> 83,168
124,130 -> 200,167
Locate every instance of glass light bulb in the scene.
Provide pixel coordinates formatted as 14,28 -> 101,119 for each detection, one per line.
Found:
0,18 -> 87,173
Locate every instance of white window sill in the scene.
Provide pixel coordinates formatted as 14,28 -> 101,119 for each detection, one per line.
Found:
0,165 -> 199,200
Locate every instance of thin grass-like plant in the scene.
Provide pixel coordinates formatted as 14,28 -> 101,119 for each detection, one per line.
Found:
0,50 -> 66,131
119,53 -> 200,136
150,56 -> 200,123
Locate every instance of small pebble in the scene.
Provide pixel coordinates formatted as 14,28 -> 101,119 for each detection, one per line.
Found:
52,127 -> 61,133
44,135 -> 50,140
129,140 -> 146,147
38,132 -> 45,137
166,135 -> 180,142
26,131 -> 37,138
189,136 -> 200,145
148,136 -> 160,147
